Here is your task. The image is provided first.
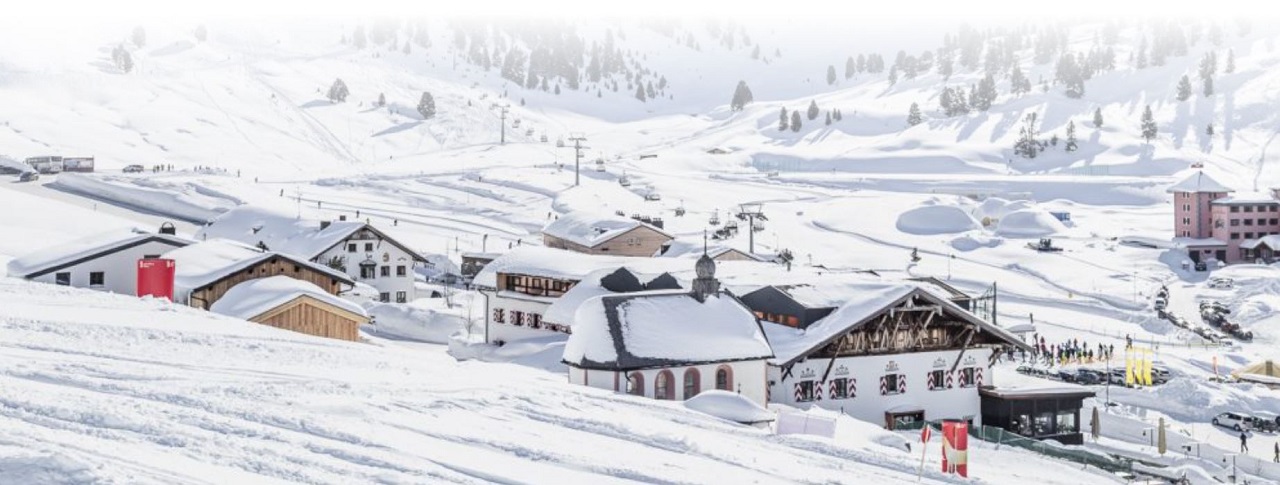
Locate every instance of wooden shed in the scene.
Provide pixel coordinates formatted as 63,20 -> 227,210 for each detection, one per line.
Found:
210,276 -> 368,341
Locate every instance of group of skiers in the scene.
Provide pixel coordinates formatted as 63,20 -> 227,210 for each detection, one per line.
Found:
1003,334 -> 1116,367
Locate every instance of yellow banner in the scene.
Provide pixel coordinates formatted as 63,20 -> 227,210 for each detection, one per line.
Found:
1125,349 -> 1135,386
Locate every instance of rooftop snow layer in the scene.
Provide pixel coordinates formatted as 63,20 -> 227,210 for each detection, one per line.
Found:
197,205 -> 424,262
1167,171 -> 1234,194
563,290 -> 772,370
210,276 -> 366,322
6,228 -> 192,277
163,239 -> 350,294
1211,192 -> 1278,205
542,211 -> 671,249
473,246 -> 682,288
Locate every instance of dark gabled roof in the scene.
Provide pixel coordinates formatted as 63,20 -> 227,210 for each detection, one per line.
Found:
12,234 -> 193,279
310,224 -> 430,264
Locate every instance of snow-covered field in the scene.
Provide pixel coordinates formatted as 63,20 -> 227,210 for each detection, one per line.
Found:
4,13 -> 1280,484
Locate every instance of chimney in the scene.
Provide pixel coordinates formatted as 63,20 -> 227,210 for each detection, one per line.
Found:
321,221 -> 331,230
158,222 -> 176,235
651,218 -> 664,229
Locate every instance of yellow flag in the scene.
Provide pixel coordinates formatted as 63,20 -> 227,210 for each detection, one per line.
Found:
1125,349 -> 1135,386
1142,349 -> 1153,386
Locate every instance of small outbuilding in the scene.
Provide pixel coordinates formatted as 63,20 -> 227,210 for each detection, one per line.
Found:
979,373 -> 1095,445
210,276 -> 368,341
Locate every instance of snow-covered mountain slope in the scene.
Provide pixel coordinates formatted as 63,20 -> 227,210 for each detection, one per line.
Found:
0,278 -> 1116,484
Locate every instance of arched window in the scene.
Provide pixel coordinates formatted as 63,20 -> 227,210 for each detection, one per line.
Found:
683,368 -> 701,399
655,370 -> 675,400
627,372 -> 644,396
715,365 -> 734,391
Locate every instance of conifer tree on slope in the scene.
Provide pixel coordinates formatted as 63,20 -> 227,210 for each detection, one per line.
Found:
825,111 -> 832,126
1176,75 -> 1192,102
1225,49 -> 1235,74
907,102 -> 923,126
635,84 -> 646,102
1009,65 -> 1030,95
845,57 -> 855,79
1141,105 -> 1157,143
807,100 -> 819,120
827,65 -> 837,85
1093,108 -> 1104,128
1065,121 -> 1078,152
377,93 -> 386,107
778,107 -> 789,131
730,80 -> 753,111
1203,76 -> 1214,97
790,110 -> 802,133
417,92 -> 436,119
328,78 -> 349,103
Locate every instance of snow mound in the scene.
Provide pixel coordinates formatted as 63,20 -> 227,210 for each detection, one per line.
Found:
950,234 -> 1003,252
684,390 -> 774,424
994,208 -> 1069,237
0,448 -> 106,485
971,197 -> 1034,222
365,301 -> 467,344
895,205 -> 981,235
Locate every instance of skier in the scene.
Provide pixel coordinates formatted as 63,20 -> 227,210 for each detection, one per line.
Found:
1274,442 -> 1278,463
1240,431 -> 1249,453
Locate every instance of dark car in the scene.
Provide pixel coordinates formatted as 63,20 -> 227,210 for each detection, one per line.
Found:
18,171 -> 39,182
123,164 -> 145,173
1075,369 -> 1105,385
1056,370 -> 1078,383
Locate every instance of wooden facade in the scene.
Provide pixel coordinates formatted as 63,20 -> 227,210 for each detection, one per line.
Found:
189,256 -> 344,310
542,225 -> 673,257
495,272 -> 579,297
251,296 -> 365,342
711,249 -> 760,262
809,292 -> 1018,361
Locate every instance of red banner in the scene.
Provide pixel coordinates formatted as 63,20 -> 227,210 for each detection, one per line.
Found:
137,259 -> 175,301
941,420 -> 969,477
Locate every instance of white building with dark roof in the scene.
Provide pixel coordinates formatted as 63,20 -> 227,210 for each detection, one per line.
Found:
563,255 -> 773,405
6,225 -> 192,295
197,206 -> 428,302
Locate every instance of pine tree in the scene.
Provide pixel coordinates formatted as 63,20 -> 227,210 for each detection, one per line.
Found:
1135,40 -> 1148,69
1065,121 -> 1078,152
635,84 -> 646,102
790,111 -> 802,132
417,92 -> 435,119
1226,49 -> 1236,74
827,65 -> 837,85
194,24 -> 207,42
112,45 -> 133,73
132,26 -> 146,48
554,84 -> 561,95
778,107 -> 789,131
1207,123 -> 1215,135
1176,75 -> 1192,102
327,78 -> 349,103
888,65 -> 898,85
377,93 -> 386,107
937,52 -> 953,79
1093,108 -> 1104,128
1141,105 -> 1157,143
729,80 -> 753,111
940,88 -> 953,116
807,100 -> 819,120
1009,65 -> 1030,95
973,74 -> 997,111
834,108 -> 842,121
1203,76 -> 1214,97
751,45 -> 760,60
825,112 -> 832,126
1015,113 -> 1041,158
845,56 -> 855,79
907,102 -> 923,126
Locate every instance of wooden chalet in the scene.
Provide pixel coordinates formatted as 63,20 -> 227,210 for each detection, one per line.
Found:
163,239 -> 354,310
541,211 -> 674,257
210,276 -> 368,342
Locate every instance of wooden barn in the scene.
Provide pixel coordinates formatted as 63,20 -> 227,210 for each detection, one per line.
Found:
542,211 -> 674,257
209,276 -> 368,341
163,239 -> 353,310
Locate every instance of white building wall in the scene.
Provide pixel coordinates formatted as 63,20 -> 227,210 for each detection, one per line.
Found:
29,240 -> 181,296
572,360 -> 769,407
767,348 -> 992,428
317,236 -> 417,302
481,290 -> 564,345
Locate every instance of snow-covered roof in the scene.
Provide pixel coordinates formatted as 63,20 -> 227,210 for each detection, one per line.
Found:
197,205 -> 426,262
660,239 -> 768,262
1172,237 -> 1228,248
563,290 -> 773,371
764,284 -> 1030,365
1211,192 -> 1278,205
163,239 -> 352,294
541,211 -> 672,249
1241,235 -> 1280,250
684,390 -> 774,423
6,228 -> 192,278
210,276 -> 367,322
473,246 -> 682,288
543,267 -> 684,324
979,371 -> 1095,399
1167,171 -> 1234,194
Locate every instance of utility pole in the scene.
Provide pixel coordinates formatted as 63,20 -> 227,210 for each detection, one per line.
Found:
735,203 -> 767,254
569,133 -> 588,186
492,104 -> 510,145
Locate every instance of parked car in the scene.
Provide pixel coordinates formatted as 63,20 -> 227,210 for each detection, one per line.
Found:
1150,366 -> 1172,384
123,164 -> 145,173
1245,414 -> 1279,433
1056,370 -> 1078,383
1208,277 -> 1235,289
1075,369 -> 1106,385
1213,412 -> 1249,431
1108,368 -> 1127,385
18,171 -> 39,182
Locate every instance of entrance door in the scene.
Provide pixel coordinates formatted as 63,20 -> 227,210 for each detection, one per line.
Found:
886,411 -> 926,430
1216,250 -> 1228,262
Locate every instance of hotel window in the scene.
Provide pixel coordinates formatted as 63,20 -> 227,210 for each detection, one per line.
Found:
1245,206 -> 1255,213
396,291 -> 406,303
1246,233 -> 1255,239
529,313 -> 542,329
1231,219 -> 1241,227
364,243 -> 373,252
1183,204 -> 1190,211
958,367 -> 976,388
89,272 -> 105,288
1182,217 -> 1191,225
492,308 -> 504,323
347,243 -> 357,252
1230,233 -> 1240,240
379,292 -> 390,302
510,310 -> 525,326
1272,206 -> 1278,212
360,266 -> 376,279
55,272 -> 71,286
1244,219 -> 1254,226
380,266 -> 390,277
1231,206 -> 1240,213
396,265 -> 407,276
1260,219 -> 1269,226
1271,219 -> 1279,226
929,370 -> 947,391
830,377 -> 849,399
882,374 -> 902,395
796,380 -> 816,402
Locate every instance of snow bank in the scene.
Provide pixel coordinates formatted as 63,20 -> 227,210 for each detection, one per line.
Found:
970,197 -> 1033,222
950,234 -> 1002,251
365,301 -> 467,344
994,208 -> 1069,237
895,204 -> 981,235
0,448 -> 105,484
684,390 -> 775,424
52,173 -> 233,223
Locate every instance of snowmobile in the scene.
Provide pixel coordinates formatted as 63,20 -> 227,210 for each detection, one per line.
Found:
1027,238 -> 1064,252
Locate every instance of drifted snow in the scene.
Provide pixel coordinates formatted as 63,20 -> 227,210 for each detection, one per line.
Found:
895,204 -> 982,235
209,276 -> 366,321
994,208 -> 1069,237
364,299 -> 467,344
684,390 -> 775,424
